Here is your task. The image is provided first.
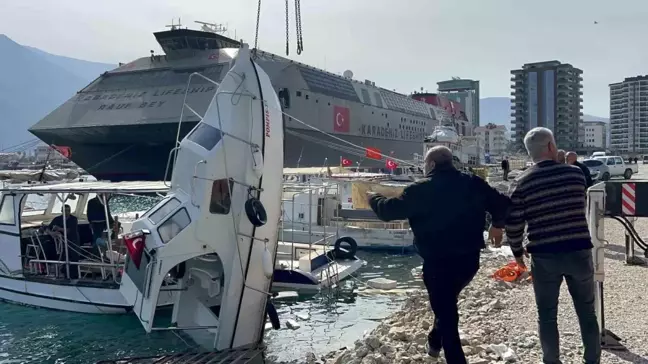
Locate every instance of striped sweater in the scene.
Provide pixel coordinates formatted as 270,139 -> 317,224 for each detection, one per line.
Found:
506,160 -> 592,257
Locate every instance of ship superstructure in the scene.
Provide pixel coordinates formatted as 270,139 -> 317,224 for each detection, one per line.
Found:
29,22 -> 470,181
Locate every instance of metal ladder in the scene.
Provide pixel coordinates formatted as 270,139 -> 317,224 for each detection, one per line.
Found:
95,344 -> 265,364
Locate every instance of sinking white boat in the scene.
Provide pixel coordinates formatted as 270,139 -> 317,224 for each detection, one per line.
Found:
274,241 -> 364,293
0,181 -> 175,314
117,44 -> 290,352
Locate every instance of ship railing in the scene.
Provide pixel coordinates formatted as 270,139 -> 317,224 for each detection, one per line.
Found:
28,259 -> 122,282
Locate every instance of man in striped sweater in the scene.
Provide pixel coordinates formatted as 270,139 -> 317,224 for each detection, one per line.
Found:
506,127 -> 600,364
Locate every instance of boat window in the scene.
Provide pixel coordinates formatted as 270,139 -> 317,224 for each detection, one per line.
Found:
373,92 -> 383,108
158,208 -> 191,244
0,195 -> 15,225
148,197 -> 181,225
51,193 -> 81,215
187,122 -> 223,151
210,179 -> 234,214
360,89 -> 371,104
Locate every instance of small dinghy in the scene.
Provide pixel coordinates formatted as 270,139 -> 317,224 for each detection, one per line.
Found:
119,44 -> 284,353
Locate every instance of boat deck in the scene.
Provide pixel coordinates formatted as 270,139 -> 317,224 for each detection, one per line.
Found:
95,345 -> 265,364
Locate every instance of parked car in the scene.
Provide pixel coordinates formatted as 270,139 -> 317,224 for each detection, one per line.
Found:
593,156 -> 638,180
581,159 -> 608,182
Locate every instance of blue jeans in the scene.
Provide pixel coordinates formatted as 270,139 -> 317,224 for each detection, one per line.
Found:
531,249 -> 601,364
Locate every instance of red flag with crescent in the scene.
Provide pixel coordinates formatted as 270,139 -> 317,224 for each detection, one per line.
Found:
124,231 -> 146,269
333,106 -> 350,133
386,159 -> 398,170
341,158 -> 352,167
365,147 -> 382,160
52,145 -> 71,158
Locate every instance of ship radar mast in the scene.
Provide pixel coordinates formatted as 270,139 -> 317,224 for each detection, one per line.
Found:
194,21 -> 228,34
166,18 -> 183,31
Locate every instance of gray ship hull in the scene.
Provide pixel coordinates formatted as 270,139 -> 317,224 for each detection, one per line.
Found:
29,28 -> 465,181
31,123 -> 422,181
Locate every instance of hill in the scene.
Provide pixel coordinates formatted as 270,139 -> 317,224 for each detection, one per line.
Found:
0,35 -> 114,150
479,97 -> 608,127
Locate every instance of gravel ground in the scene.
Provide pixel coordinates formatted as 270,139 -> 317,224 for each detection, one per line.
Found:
288,166 -> 648,364
311,225 -> 648,364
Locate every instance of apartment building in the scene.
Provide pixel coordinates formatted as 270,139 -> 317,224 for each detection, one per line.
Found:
583,120 -> 607,149
609,76 -> 648,154
511,61 -> 583,150
437,78 -> 480,129
474,123 -> 508,157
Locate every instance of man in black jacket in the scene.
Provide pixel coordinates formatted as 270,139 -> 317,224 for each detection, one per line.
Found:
368,146 -> 511,364
87,194 -> 115,247
566,151 -> 593,188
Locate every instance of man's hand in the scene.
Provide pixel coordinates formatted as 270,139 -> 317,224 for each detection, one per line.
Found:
366,191 -> 378,202
488,227 -> 503,247
515,250 -> 529,269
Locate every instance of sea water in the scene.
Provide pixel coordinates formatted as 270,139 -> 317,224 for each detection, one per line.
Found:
0,195 -> 424,363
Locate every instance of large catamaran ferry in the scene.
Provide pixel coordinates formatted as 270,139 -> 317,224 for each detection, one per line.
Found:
29,21 -> 471,182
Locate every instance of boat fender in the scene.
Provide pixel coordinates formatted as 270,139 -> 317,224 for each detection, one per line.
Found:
262,244 -> 273,278
266,301 -> 280,329
169,262 -> 186,280
252,147 -> 264,178
245,197 -> 267,227
332,236 -> 357,260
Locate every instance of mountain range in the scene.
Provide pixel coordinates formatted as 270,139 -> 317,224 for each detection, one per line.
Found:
0,35 -> 608,151
0,34 -> 114,150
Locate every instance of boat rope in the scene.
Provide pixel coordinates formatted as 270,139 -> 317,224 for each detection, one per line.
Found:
295,0 -> 304,54
254,0 -> 262,53
285,0 -> 290,56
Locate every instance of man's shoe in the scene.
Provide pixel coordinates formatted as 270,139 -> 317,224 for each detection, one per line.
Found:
425,342 -> 441,358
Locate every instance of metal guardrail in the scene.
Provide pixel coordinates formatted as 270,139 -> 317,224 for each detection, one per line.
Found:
95,344 -> 265,364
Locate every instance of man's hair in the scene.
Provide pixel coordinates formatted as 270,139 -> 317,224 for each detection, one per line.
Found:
565,151 -> 577,162
424,146 -> 454,174
524,127 -> 555,162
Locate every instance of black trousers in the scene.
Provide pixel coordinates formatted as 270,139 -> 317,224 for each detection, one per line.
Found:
422,251 -> 480,364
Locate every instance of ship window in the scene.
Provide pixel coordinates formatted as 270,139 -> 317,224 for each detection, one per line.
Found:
360,89 -> 371,104
296,91 -> 302,97
0,195 -> 15,225
148,197 -> 181,225
210,179 -> 234,214
373,92 -> 383,108
158,208 -> 191,244
305,94 -> 309,100
187,122 -> 223,151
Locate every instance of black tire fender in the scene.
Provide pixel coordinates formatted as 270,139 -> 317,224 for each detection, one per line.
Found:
331,236 -> 358,260
245,198 -> 267,227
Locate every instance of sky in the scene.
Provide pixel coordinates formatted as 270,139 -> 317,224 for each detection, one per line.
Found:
3,0 -> 648,117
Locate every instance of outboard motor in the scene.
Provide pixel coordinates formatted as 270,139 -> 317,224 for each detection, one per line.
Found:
119,43 -> 284,351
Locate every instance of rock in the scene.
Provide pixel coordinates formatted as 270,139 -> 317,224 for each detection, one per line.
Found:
367,277 -> 398,290
295,312 -> 310,320
366,335 -> 382,350
285,319 -> 300,330
388,327 -> 409,341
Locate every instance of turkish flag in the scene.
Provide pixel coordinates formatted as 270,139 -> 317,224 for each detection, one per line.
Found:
333,105 -> 350,133
52,145 -> 71,159
365,147 -> 382,160
341,158 -> 352,167
386,159 -> 398,170
124,231 -> 146,269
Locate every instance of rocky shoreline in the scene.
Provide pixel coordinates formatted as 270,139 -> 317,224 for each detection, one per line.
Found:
295,218 -> 648,363
315,247 -> 526,364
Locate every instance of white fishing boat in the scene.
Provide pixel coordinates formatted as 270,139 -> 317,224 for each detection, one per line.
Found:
424,124 -> 484,167
281,180 -> 415,252
118,44 -> 359,352
0,181 -> 176,314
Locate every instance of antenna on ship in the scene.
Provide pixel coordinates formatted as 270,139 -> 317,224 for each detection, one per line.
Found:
166,18 -> 183,30
194,21 -> 228,34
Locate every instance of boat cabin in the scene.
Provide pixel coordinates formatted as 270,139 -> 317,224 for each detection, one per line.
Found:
0,181 -> 168,283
